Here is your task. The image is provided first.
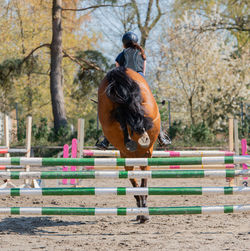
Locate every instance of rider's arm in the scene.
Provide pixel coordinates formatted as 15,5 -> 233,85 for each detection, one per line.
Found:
115,51 -> 124,67
143,60 -> 146,75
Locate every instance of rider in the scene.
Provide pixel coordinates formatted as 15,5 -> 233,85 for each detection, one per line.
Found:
115,31 -> 146,77
96,31 -> 171,149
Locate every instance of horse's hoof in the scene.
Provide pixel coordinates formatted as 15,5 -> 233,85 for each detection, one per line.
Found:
125,140 -> 137,152
243,181 -> 248,187
136,215 -> 149,223
136,215 -> 141,221
138,131 -> 150,148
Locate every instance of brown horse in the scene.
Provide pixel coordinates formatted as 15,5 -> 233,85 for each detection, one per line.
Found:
98,67 -> 161,223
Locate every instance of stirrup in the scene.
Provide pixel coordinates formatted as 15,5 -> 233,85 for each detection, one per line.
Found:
158,132 -> 171,147
95,137 -> 109,150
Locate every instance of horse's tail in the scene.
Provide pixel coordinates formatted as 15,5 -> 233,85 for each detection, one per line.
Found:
105,66 -> 153,135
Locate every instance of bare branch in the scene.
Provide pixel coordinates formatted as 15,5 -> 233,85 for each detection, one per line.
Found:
62,4 -> 129,12
22,44 -> 50,63
131,0 -> 143,31
145,0 -> 154,28
62,50 -> 104,72
148,0 -> 162,31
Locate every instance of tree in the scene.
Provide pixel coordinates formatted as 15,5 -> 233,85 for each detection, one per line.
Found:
91,0 -> 168,48
172,0 -> 250,49
158,12 -> 249,130
0,0 -> 116,133
50,0 -> 67,131
130,0 -> 164,47
0,0 -> 52,116
73,50 -> 110,101
50,0 -> 125,131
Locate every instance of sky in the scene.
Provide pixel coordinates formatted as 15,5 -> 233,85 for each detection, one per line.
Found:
84,1 -> 173,69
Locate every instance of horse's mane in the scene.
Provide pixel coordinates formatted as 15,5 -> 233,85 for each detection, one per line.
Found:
105,66 -> 153,135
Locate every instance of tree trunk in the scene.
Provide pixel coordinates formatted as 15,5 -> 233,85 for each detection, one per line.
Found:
188,97 -> 195,125
50,0 -> 67,132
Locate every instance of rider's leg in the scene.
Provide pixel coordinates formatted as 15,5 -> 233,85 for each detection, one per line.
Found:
95,137 -> 110,150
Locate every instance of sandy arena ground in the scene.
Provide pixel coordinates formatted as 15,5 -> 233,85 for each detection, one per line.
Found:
0,168 -> 249,251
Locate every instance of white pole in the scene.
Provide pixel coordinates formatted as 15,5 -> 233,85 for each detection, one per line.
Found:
228,118 -> 234,186
0,115 -> 16,188
234,119 -> 240,186
76,118 -> 84,185
77,118 -> 84,158
25,116 -> 32,186
4,115 -> 10,158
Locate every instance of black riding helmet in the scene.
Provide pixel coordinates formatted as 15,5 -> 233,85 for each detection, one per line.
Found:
122,32 -> 138,46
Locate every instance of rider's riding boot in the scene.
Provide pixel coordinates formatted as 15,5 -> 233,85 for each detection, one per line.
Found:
95,137 -> 110,150
158,131 -> 172,147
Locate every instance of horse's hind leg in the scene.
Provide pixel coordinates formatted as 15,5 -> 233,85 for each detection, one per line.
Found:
125,166 -> 141,209
136,165 -> 150,223
137,149 -> 153,223
114,107 -> 137,152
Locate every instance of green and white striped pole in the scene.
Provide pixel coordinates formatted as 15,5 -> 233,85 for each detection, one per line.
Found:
1,205 -> 250,215
0,170 -> 249,179
1,186 -> 250,196
0,156 -> 249,166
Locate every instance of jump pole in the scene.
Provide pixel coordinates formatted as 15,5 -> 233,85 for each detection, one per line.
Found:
0,166 -> 26,170
84,164 -> 236,170
0,164 -> 235,170
77,119 -> 84,159
83,150 -> 235,157
234,119 -> 240,185
70,138 -> 77,185
76,119 -> 84,185
1,205 -> 250,215
24,116 -> 37,188
1,186 -> 250,196
0,156 -> 249,166
228,118 -> 234,186
0,149 -> 27,154
1,170 -> 249,179
62,144 -> 69,185
3,115 -> 10,158
242,139 -> 248,185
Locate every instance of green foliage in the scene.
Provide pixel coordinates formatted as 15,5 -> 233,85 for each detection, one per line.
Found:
0,58 -> 23,88
158,100 -> 169,125
84,118 -> 102,146
183,122 -> 214,143
166,120 -> 214,146
32,118 -> 49,141
17,117 -> 26,142
48,125 -> 73,145
0,56 -> 40,88
168,121 -> 182,140
17,116 -> 73,148
239,116 -> 250,141
16,115 -> 104,156
72,50 -> 111,100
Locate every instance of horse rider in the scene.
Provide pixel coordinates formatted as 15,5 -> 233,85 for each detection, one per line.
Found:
96,31 -> 171,149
